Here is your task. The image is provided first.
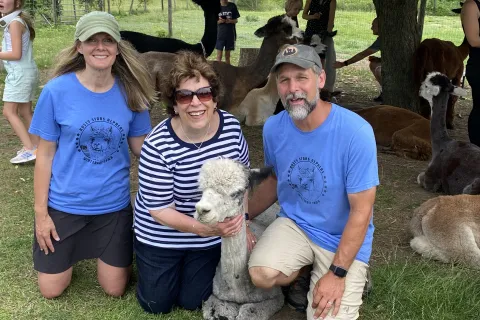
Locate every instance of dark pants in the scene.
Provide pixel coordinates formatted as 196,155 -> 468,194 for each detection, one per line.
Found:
467,65 -> 480,147
134,239 -> 221,314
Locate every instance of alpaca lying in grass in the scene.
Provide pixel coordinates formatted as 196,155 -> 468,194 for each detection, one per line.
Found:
354,105 -> 432,160
416,72 -> 480,195
410,194 -> 480,268
195,159 -> 284,320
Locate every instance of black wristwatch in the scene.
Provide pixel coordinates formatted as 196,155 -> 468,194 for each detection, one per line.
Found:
329,264 -> 348,278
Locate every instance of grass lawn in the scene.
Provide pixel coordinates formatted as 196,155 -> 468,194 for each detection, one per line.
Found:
1,6 -> 479,320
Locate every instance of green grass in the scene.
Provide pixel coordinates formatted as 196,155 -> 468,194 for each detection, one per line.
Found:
0,6 -> 478,320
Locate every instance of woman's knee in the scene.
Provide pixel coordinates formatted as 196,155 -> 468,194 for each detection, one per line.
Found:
37,269 -> 72,299
136,287 -> 175,314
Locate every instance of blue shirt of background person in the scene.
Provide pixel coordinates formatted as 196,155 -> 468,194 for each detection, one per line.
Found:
30,73 -> 151,214
216,0 -> 240,65
263,104 -> 378,263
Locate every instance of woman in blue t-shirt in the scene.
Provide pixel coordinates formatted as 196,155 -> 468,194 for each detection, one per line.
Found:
29,11 -> 156,299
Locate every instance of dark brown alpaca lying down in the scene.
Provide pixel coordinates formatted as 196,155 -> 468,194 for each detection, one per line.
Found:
353,105 -> 431,161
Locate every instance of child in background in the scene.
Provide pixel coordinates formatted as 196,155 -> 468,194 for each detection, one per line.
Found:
0,0 -> 39,164
216,0 -> 240,65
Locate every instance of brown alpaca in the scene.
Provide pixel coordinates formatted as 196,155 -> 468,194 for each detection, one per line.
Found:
354,105 -> 431,160
410,194 -> 480,268
413,37 -> 470,129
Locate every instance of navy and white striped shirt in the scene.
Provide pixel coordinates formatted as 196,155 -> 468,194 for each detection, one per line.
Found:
134,110 -> 250,249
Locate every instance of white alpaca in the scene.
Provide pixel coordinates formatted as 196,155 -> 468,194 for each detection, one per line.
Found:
410,194 -> 480,268
195,158 -> 284,320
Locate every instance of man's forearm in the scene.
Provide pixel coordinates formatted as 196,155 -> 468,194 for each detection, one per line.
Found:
248,175 -> 278,219
332,209 -> 372,270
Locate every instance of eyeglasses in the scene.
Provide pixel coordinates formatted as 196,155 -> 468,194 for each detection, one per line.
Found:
174,86 -> 213,104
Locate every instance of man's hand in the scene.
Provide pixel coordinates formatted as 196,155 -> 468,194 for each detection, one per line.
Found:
312,271 -> 345,319
246,225 -> 257,252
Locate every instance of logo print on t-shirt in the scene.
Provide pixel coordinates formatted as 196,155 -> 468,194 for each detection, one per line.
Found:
76,117 -> 125,164
287,157 -> 327,204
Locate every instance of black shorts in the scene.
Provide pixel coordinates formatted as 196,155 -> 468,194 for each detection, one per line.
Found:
216,36 -> 235,51
33,204 -> 133,274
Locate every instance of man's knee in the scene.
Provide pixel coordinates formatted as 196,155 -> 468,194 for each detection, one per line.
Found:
248,266 -> 282,289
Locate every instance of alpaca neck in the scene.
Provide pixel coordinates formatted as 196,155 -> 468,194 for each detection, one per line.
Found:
457,37 -> 470,61
246,36 -> 285,88
200,7 -> 219,57
431,91 -> 452,154
220,221 -> 249,279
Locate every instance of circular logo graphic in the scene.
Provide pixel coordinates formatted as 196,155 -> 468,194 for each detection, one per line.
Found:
76,120 -> 125,164
287,157 -> 327,204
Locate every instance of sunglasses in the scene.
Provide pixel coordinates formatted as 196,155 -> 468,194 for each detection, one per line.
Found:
174,86 -> 214,104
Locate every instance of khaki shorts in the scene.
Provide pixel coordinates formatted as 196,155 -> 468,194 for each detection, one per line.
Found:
249,217 -> 369,320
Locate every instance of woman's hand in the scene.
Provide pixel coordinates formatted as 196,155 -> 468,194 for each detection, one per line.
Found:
198,214 -> 244,237
333,61 -> 345,69
246,225 -> 257,252
35,209 -> 60,254
312,12 -> 321,19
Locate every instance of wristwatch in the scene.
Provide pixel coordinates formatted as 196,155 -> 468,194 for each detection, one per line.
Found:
329,264 -> 348,278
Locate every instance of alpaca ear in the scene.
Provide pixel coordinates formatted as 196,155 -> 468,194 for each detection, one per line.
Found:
248,167 -> 274,190
254,26 -> 267,38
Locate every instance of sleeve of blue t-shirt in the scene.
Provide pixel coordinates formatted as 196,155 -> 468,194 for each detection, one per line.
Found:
138,139 -> 174,211
29,86 -> 60,142
368,37 -> 381,52
128,110 -> 152,137
231,3 -> 240,18
263,119 -> 276,173
345,124 -> 380,194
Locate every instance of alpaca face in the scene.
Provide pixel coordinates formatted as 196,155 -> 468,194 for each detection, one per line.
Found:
309,34 -> 327,56
195,159 -> 273,225
254,14 -> 303,44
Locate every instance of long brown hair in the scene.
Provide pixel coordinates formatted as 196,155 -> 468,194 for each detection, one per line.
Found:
52,40 -> 157,112
13,0 -> 35,40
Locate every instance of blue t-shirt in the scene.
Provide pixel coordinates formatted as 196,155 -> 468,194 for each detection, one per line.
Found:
29,72 -> 152,215
263,104 -> 379,263
368,37 -> 381,52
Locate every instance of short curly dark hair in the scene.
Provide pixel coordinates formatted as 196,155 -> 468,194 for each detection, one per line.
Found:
162,51 -> 221,117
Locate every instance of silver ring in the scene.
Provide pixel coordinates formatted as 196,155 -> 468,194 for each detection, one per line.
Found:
251,240 -> 255,243
327,301 -> 333,305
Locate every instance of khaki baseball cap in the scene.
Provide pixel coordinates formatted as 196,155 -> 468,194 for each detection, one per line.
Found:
271,44 -> 323,73
74,11 -> 121,42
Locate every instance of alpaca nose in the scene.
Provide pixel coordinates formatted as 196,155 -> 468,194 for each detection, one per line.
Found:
195,204 -> 211,215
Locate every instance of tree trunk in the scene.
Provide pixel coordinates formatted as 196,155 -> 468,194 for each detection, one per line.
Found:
238,48 -> 260,67
375,0 -> 423,113
168,0 -> 173,37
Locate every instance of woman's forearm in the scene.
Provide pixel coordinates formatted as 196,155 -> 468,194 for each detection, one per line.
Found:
34,151 -> 54,217
149,207 -> 210,236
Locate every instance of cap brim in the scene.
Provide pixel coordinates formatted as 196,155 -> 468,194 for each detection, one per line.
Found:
78,26 -> 121,42
271,57 -> 315,73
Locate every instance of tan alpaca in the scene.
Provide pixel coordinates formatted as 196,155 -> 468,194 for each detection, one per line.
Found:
410,194 -> 480,268
354,105 -> 432,160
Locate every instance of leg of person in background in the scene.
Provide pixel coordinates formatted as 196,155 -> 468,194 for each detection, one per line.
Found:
216,49 -> 223,62
467,67 -> 480,147
225,50 -> 231,65
323,36 -> 337,93
369,58 -> 383,103
18,102 -> 39,147
3,102 -> 37,163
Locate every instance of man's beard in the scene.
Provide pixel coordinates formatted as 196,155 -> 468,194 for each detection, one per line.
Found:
281,90 -> 320,121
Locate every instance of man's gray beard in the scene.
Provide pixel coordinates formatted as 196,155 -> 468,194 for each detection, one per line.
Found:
282,90 -> 320,121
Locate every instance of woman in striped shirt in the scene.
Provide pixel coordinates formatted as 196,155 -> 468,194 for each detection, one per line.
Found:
134,51 -> 250,314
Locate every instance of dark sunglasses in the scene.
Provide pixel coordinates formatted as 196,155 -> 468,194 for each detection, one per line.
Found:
174,86 -> 214,104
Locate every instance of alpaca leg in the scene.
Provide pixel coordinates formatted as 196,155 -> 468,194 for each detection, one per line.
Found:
417,168 -> 443,192
410,236 -> 450,263
203,294 -> 240,320
235,296 -> 284,320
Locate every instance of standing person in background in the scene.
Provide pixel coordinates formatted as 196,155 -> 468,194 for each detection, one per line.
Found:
302,0 -> 337,97
334,17 -> 383,102
285,0 -> 303,28
29,11 -> 156,299
462,0 -> 480,146
0,0 -> 39,164
216,0 -> 240,65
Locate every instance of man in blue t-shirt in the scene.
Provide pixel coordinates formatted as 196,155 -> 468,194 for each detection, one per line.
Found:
334,17 -> 382,102
216,0 -> 240,65
247,44 -> 379,320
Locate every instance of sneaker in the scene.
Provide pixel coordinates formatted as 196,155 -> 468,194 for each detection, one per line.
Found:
373,92 -> 383,103
286,266 -> 311,313
16,146 -> 26,155
10,148 -> 37,164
